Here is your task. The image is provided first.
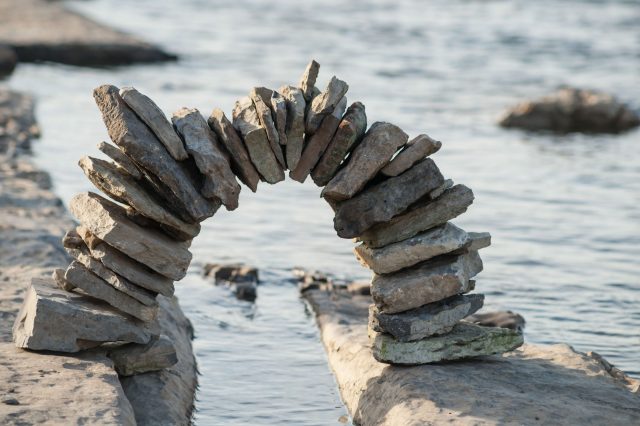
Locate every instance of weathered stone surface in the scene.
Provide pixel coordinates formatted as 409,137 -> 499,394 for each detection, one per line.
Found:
290,96 -> 347,183
70,192 -> 192,280
355,223 -> 471,274
467,311 -> 526,333
64,261 -> 158,322
208,108 -> 260,192
98,141 -> 143,179
172,107 -> 240,210
250,87 -> 286,168
65,241 -> 158,306
381,134 -> 442,177
298,59 -> 320,102
107,335 -> 177,376
232,97 -> 284,184
279,85 -> 306,170
79,156 -> 200,241
369,294 -> 484,341
359,184 -> 474,248
93,85 -> 218,222
119,87 -> 188,161
52,267 -> 75,291
311,102 -> 367,186
204,263 -> 259,302
322,122 -> 408,201
334,158 -> 444,238
371,251 -> 482,314
468,231 -> 491,250
499,87 -> 640,133
13,279 -> 152,352
73,227 -> 175,297
303,286 -> 640,426
370,322 -> 523,364
429,178 -> 453,199
271,91 -> 287,146
306,76 -> 349,136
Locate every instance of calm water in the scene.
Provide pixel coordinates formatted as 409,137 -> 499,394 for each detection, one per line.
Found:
6,0 -> 640,423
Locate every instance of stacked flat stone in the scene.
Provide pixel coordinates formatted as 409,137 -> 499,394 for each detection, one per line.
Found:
12,60 -> 523,368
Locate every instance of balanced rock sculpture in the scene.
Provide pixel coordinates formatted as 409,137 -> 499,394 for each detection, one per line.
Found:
12,60 -> 523,370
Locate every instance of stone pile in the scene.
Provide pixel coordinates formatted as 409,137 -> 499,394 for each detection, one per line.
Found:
12,59 -> 522,369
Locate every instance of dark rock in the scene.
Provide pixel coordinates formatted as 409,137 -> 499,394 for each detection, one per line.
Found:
466,311 -> 526,333
0,45 -> 17,78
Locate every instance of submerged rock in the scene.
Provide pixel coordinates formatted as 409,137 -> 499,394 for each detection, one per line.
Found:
0,45 -> 17,78
204,263 -> 259,302
499,87 -> 640,133
467,310 -> 526,333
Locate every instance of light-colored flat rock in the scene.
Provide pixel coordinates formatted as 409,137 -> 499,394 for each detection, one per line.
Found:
468,231 -> 491,250
172,107 -> 240,210
371,251 -> 482,314
279,85 -> 306,170
98,141 -> 143,179
208,108 -> 260,192
355,223 -> 470,274
232,97 -> 284,184
79,155 -> 200,241
311,101 -> 367,186
298,59 -> 320,102
108,335 -> 177,376
333,158 -> 444,238
369,294 -> 484,342
93,84 -> 218,222
359,184 -> 474,248
306,76 -> 349,136
120,87 -> 188,161
381,133 -> 442,177
322,122 -> 408,201
302,286 -> 640,426
250,87 -> 285,168
70,192 -> 192,280
271,91 -> 288,146
290,96 -> 347,183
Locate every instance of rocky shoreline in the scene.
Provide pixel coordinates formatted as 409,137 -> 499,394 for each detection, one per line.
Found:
0,89 -> 196,425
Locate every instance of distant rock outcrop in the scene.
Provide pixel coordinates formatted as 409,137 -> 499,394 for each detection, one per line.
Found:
499,87 -> 640,134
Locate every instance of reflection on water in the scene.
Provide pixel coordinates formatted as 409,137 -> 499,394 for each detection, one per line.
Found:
6,0 -> 640,423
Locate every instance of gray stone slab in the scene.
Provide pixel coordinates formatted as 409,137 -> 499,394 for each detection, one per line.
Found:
322,122 -> 408,201
306,76 -> 349,136
290,96 -> 347,183
172,107 -> 240,210
381,134 -> 442,177
70,192 -> 192,280
371,251 -> 483,314
429,178 -> 453,199
369,294 -> 484,341
13,278 -> 152,352
107,335 -> 177,376
271,91 -> 288,146
93,84 -> 217,222
359,184 -> 474,248
97,141 -> 143,180
279,85 -> 306,170
311,101 -> 367,187
355,223 -> 470,274
250,87 -> 286,168
298,59 -> 320,102
79,156 -> 200,241
333,158 -> 444,238
369,322 -> 524,365
119,87 -> 188,161
468,231 -> 491,250
232,97 -> 284,184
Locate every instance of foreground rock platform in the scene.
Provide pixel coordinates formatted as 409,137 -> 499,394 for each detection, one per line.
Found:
303,286 -> 640,425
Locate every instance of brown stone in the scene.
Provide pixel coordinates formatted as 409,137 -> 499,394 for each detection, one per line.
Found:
380,134 -> 442,177
250,87 -> 286,168
322,122 -> 408,201
279,85 -> 306,170
311,102 -> 367,187
97,141 -> 143,179
306,76 -> 349,136
298,59 -> 320,102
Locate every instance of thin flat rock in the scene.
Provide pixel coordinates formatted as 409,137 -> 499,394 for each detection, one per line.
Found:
381,134 -> 442,177
64,261 -> 157,322
279,85 -> 306,170
119,87 -> 188,161
79,155 -> 200,241
70,192 -> 192,280
172,107 -> 240,210
369,294 -> 485,341
93,84 -> 218,222
371,251 -> 483,314
250,87 -> 285,168
370,322 -> 524,365
232,97 -> 284,184
107,335 -> 178,376
333,158 -> 444,238
13,279 -> 153,353
290,96 -> 347,183
322,122 -> 408,201
359,184 -> 474,248
311,101 -> 367,186
271,91 -> 288,146
306,76 -> 349,136
299,59 -> 320,102
429,178 -> 453,199
98,141 -> 143,179
468,231 -> 491,250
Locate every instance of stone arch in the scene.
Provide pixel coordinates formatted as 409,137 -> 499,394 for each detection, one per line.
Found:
13,60 -> 522,367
